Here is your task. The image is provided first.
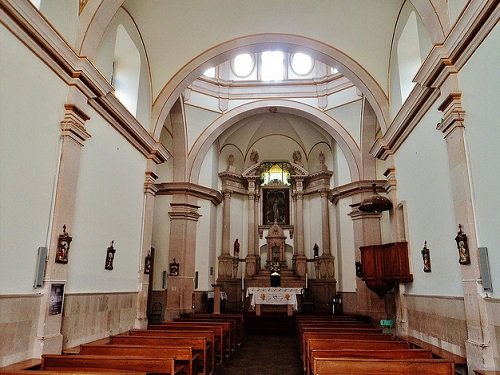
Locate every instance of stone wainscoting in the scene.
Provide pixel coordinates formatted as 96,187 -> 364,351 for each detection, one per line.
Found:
61,292 -> 137,349
406,294 -> 467,357
0,294 -> 41,367
485,297 -> 500,368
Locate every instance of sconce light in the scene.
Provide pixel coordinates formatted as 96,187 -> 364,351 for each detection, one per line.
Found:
55,225 -> 72,264
359,183 -> 393,213
105,241 -> 116,270
355,261 -> 362,278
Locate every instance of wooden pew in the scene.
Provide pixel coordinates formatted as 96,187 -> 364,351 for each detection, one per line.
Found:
304,338 -> 410,373
128,330 -> 214,375
0,371 -> 146,374
40,354 -> 185,374
149,323 -> 226,363
172,320 -> 233,356
312,357 -> 455,375
301,331 -> 396,363
179,314 -> 244,348
80,344 -> 199,375
307,349 -> 432,375
108,336 -> 209,375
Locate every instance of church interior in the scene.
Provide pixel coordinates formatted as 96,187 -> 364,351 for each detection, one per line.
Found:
1,0 -> 499,373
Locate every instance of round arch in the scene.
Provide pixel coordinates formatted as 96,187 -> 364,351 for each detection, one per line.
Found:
152,34 -> 390,139
186,100 -> 361,184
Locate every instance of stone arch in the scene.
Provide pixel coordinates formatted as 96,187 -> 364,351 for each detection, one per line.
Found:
152,34 -> 390,139
187,100 -> 361,184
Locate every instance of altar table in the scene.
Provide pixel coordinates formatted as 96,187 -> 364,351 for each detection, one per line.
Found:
246,287 -> 303,316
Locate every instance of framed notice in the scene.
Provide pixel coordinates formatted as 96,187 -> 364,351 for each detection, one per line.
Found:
49,283 -> 64,315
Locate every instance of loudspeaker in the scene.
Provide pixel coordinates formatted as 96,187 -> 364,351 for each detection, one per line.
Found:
34,247 -> 48,288
478,247 -> 493,292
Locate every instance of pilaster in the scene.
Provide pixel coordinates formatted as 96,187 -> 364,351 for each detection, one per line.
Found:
135,165 -> 158,328
436,79 -> 495,371
34,99 -> 91,357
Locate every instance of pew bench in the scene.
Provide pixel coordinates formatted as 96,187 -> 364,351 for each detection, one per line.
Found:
307,349 -> 432,375
0,371 -> 146,374
80,344 -> 199,375
128,329 -> 214,375
171,320 -> 232,356
41,354 -> 186,374
177,316 -> 242,349
312,357 -> 455,375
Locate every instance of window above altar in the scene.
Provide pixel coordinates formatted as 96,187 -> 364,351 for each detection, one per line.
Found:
261,162 -> 291,186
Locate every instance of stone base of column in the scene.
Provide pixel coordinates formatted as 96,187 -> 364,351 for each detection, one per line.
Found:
217,255 -> 234,278
293,255 -> 307,277
165,276 -> 194,321
34,333 -> 63,357
317,255 -> 335,279
245,255 -> 257,277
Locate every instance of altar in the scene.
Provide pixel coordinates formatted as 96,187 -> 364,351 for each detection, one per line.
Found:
246,287 -> 303,316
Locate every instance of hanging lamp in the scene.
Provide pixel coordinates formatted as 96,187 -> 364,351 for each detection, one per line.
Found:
358,183 -> 393,213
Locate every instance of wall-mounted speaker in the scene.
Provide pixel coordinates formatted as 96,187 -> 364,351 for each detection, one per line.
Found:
34,246 -> 48,288
478,247 -> 493,292
162,270 -> 167,289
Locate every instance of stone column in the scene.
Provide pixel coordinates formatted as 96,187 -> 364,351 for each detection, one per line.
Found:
254,189 -> 261,271
348,205 -> 386,322
293,179 -> 306,276
135,165 -> 158,328
218,190 -> 233,279
317,188 -> 335,279
165,203 -> 200,320
437,80 -> 495,370
34,99 -> 91,357
245,179 -> 257,277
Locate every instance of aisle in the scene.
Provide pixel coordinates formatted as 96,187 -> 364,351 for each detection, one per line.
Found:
217,334 -> 303,375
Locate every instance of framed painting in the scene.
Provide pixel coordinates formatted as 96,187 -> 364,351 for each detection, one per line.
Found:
263,188 -> 290,225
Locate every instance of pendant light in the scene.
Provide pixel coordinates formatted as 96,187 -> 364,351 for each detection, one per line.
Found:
358,183 -> 393,213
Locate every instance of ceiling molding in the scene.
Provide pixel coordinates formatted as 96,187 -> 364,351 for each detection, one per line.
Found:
156,182 -> 223,205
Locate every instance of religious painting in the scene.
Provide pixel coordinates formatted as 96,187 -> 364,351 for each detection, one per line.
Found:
170,258 -> 179,276
263,188 -> 289,225
55,225 -> 72,264
49,283 -> 64,315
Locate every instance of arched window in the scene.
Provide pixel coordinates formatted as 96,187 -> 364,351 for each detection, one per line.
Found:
203,67 -> 216,78
261,51 -> 284,81
112,25 -> 140,116
397,11 -> 422,103
291,53 -> 313,76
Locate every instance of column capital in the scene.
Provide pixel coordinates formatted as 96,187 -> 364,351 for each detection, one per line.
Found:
144,171 -> 159,195
436,92 -> 465,137
60,104 -> 91,145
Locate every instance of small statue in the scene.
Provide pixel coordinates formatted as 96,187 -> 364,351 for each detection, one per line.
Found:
313,243 -> 319,258
249,150 -> 259,164
455,224 -> 470,265
226,154 -> 236,172
318,151 -> 326,170
233,239 -> 240,258
292,150 -> 302,165
421,241 -> 431,272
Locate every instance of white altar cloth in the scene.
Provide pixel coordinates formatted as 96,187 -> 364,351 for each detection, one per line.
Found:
246,287 -> 303,311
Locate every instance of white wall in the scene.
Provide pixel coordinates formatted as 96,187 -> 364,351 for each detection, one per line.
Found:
337,197 -> 356,292
0,25 -> 66,294
67,108 -> 146,293
460,26 -> 500,297
326,100 -> 362,148
151,195 -> 172,290
39,0 -> 79,48
185,106 -> 221,151
395,103 -> 463,296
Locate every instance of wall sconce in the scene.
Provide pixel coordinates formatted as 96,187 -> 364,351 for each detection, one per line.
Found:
55,225 -> 72,264
105,241 -> 116,270
169,258 -> 179,276
455,224 -> 470,265
421,241 -> 431,272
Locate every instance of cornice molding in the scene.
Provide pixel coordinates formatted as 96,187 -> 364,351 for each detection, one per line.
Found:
156,182 -> 223,205
89,94 -> 171,164
1,0 -> 170,165
329,180 -> 387,204
374,0 -> 498,160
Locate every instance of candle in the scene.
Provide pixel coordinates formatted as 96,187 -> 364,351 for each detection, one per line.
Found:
305,272 -> 308,289
241,273 -> 245,290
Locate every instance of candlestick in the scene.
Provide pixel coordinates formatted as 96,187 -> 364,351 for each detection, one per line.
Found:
305,272 -> 308,289
241,273 -> 245,290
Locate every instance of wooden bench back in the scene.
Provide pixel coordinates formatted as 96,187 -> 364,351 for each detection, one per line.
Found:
313,357 -> 455,375
41,354 -> 181,374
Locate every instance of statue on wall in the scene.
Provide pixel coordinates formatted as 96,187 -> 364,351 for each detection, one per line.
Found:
249,150 -> 259,164
455,224 -> 470,265
226,154 -> 235,170
318,151 -> 327,171
292,150 -> 302,166
233,238 -> 240,258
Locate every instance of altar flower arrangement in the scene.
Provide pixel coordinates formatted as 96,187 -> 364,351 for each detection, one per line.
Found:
269,261 -> 281,273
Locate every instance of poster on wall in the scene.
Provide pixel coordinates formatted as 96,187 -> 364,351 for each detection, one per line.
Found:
263,189 -> 290,225
49,283 -> 64,315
